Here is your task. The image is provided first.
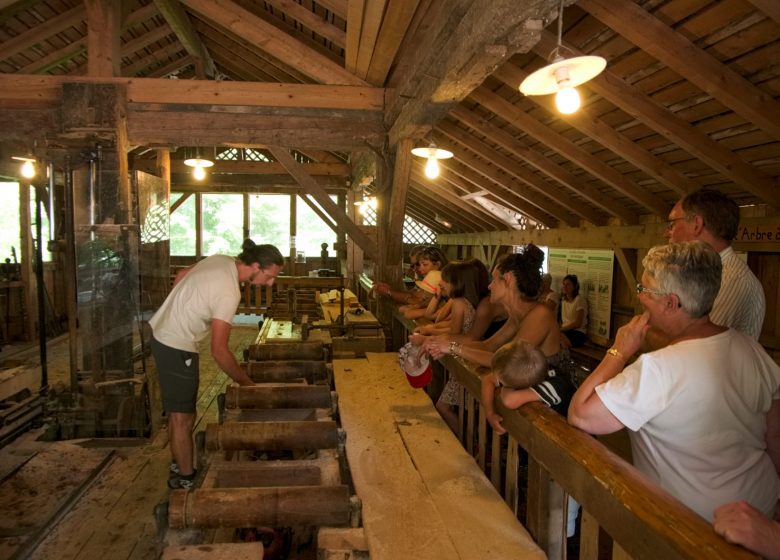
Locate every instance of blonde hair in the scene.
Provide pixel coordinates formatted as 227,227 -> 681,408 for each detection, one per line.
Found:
491,340 -> 548,389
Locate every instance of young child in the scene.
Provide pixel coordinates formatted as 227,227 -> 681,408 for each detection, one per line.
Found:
481,339 -> 579,537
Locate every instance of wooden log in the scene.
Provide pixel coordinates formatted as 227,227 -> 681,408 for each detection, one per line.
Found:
212,456 -> 341,488
204,421 -> 340,451
224,384 -> 333,409
168,485 -> 352,529
161,542 -> 264,560
244,360 -> 329,383
247,342 -> 325,361
224,408 -> 318,423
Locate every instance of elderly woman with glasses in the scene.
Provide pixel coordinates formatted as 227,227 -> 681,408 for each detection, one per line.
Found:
569,241 -> 780,523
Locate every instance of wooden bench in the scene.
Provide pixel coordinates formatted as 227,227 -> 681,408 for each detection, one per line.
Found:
334,352 -> 544,560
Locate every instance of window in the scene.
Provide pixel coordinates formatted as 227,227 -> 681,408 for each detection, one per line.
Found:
296,195 -> 337,256
250,194 -> 290,251
202,193 -> 244,256
402,216 -> 436,244
170,193 -> 196,256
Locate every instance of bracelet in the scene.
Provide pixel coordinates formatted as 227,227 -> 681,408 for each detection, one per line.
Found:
449,341 -> 462,357
606,347 -> 624,360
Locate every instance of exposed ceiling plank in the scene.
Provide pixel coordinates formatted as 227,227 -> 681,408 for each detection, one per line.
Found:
354,0 -> 386,79
84,0 -> 121,76
579,0 -> 780,142
426,171 -> 516,231
120,24 -> 174,58
314,0 -> 347,20
207,44 -> 277,82
17,37 -> 86,74
437,120 -> 581,227
0,4 -> 85,62
498,63 -> 700,197
387,0 -> 556,144
264,0 -> 346,48
449,103 -> 626,225
123,42 -> 185,77
745,0 -> 780,25
145,54 -> 194,78
153,0 -> 217,78
407,180 -> 488,232
269,146 -> 378,261
180,0 -> 367,85
534,32 -> 780,208
469,85 -> 668,219
364,0 -> 419,86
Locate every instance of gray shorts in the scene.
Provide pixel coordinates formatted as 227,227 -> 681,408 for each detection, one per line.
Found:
151,336 -> 199,413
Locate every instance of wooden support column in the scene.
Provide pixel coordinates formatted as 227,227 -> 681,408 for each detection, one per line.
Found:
289,193 -> 297,276
84,0 -> 121,77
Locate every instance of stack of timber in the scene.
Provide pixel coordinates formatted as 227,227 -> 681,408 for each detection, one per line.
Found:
162,340 -> 363,559
0,361 -> 43,447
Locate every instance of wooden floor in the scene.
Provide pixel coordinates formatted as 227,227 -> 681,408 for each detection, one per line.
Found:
0,325 -> 259,560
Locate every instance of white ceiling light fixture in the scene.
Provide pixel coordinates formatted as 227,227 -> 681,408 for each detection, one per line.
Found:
411,140 -> 453,179
434,214 -> 452,229
12,156 -> 36,179
183,147 -> 214,181
519,0 -> 606,114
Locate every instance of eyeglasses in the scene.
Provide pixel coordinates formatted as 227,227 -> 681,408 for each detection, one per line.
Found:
636,282 -> 667,296
665,216 -> 688,229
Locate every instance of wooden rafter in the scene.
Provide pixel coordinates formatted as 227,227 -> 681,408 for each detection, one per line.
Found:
451,101 -> 620,225
354,0 -> 387,79
145,55 -> 194,79
0,4 -> 85,62
136,160 -> 349,176
180,0 -> 366,86
263,0 -> 346,49
437,120 -> 580,226
269,147 -> 378,261
579,0 -> 780,141
469,85 -> 668,219
364,0 -> 419,86
746,0 -> 780,25
152,0 -> 217,78
533,32 -> 780,208
498,63 -> 701,197
123,43 -> 185,77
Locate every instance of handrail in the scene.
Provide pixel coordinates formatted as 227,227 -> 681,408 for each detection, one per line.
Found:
391,308 -> 757,559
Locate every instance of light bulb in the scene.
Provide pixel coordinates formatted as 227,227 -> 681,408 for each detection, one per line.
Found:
193,165 -> 206,180
21,159 -> 35,179
424,157 -> 440,179
555,86 -> 581,114
369,197 -> 377,210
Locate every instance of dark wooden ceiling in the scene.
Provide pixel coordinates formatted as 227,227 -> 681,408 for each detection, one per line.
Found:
1,0 -> 778,236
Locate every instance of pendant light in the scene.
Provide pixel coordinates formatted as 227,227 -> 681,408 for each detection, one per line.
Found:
12,156 -> 36,179
519,0 -> 606,114
411,141 -> 453,179
183,147 -> 214,181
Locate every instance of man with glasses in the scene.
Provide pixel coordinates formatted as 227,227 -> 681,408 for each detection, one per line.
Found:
664,189 -> 764,340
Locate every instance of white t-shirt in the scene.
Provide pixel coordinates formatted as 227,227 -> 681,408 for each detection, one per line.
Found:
561,294 -> 587,334
149,255 -> 240,352
596,329 -> 780,521
710,246 -> 765,340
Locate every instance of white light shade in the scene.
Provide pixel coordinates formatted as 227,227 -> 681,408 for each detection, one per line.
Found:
411,145 -> 453,160
192,165 -> 206,181
424,158 -> 440,179
183,157 -> 214,168
555,86 -> 581,114
519,55 -> 606,96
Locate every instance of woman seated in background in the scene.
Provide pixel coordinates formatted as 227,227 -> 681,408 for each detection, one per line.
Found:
398,246 -> 448,320
560,274 -> 588,347
568,241 -> 780,523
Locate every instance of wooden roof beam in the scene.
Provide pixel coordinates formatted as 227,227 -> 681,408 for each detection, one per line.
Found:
533,31 -> 780,208
443,111 -> 605,225
364,0 -> 419,86
314,0 -> 347,20
152,0 -> 217,78
145,55 -> 194,78
181,0 -> 367,86
746,0 -> 780,25
436,121 -> 588,226
269,147 -> 378,261
0,4 -> 85,62
579,0 -> 780,142
386,0 -> 557,144
449,103 -> 626,224
497,63 -> 700,197
469,85 -> 668,219
136,160 -> 349,175
264,0 -> 346,49
406,184 -> 483,233
440,158 -> 559,228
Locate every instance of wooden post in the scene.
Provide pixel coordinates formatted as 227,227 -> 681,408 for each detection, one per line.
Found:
84,0 -> 121,77
204,420 -> 340,451
168,486 -> 352,529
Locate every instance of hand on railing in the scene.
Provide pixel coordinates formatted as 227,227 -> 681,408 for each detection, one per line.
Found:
422,335 -> 450,359
408,333 -> 426,346
487,410 -> 506,434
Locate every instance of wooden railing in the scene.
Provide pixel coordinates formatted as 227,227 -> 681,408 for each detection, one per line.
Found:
392,310 -> 757,560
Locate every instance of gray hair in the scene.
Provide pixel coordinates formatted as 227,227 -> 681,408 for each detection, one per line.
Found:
642,241 -> 722,318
